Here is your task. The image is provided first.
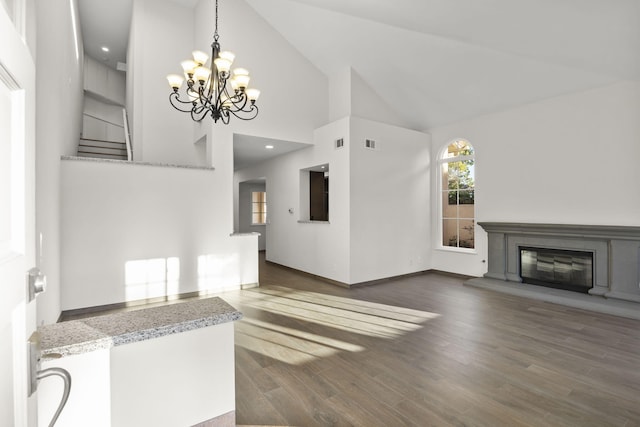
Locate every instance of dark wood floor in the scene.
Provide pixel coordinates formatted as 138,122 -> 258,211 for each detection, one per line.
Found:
221,256 -> 640,427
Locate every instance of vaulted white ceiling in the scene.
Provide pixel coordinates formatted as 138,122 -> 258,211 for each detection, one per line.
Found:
245,0 -> 640,129
78,0 -> 640,167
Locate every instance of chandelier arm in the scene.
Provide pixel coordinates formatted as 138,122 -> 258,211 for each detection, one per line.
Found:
198,89 -> 213,111
212,73 -> 230,109
220,86 -> 250,113
228,104 -> 259,121
220,109 -> 230,124
169,92 -> 199,113
190,104 -> 208,122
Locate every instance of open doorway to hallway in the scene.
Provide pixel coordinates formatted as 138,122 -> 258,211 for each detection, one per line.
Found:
237,179 -> 267,251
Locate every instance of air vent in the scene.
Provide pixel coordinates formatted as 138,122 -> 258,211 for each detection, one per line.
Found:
335,138 -> 344,149
365,139 -> 376,150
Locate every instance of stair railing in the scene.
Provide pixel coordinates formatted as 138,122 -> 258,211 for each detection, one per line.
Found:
122,107 -> 132,161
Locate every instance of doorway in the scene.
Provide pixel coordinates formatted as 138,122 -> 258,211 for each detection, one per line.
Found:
238,179 -> 267,251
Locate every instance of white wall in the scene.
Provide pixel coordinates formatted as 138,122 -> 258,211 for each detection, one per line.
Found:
82,57 -> 126,142
350,70 -> 411,130
60,158 -> 258,310
235,116 -> 433,285
129,0 -> 201,165
235,118 -> 352,283
238,181 -> 266,250
83,55 -> 125,106
82,96 -> 125,142
111,324 -> 236,427
329,67 -> 410,130
429,81 -> 640,277
35,0 -> 84,324
328,68 -> 351,123
349,117 -> 431,283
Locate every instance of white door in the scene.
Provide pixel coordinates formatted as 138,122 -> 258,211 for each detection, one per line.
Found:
0,0 -> 38,426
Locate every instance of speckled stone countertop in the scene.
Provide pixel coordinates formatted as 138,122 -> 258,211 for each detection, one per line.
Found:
61,155 -> 215,171
38,297 -> 242,358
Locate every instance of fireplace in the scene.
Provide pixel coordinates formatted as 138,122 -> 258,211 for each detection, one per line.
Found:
519,247 -> 593,293
475,222 -> 640,305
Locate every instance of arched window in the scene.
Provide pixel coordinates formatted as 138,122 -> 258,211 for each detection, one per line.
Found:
440,140 -> 475,249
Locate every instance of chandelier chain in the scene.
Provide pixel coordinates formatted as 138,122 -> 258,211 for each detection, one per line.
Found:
214,0 -> 219,42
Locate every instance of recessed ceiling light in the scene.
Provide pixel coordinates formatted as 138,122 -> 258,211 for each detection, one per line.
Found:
101,46 -> 110,52
321,166 -> 325,169
265,145 -> 274,149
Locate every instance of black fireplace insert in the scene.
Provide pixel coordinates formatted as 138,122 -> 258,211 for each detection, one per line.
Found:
519,246 -> 593,293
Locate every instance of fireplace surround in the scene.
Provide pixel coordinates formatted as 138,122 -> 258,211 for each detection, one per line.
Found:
473,222 -> 640,305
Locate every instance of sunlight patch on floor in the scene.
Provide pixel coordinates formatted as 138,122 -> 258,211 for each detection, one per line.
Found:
234,286 -> 440,365
235,320 -> 361,365
243,317 -> 366,352
263,285 -> 436,324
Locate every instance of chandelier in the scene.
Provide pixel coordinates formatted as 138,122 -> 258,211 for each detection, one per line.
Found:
166,0 -> 260,123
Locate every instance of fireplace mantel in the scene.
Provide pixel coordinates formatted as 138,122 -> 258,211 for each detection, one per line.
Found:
477,222 -> 640,305
479,222 -> 640,241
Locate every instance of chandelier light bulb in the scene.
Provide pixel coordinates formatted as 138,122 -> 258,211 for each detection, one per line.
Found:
233,68 -> 250,89
192,50 -> 209,66
246,88 -> 260,102
166,74 -> 185,90
181,60 -> 198,75
233,68 -> 249,77
219,51 -> 235,63
214,57 -> 232,74
234,75 -> 250,89
193,66 -> 212,83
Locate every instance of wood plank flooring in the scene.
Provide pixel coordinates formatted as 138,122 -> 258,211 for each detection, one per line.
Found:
221,257 -> 640,427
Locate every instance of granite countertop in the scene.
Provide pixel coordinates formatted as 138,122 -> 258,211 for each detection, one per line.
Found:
61,155 -> 215,171
38,297 -> 242,358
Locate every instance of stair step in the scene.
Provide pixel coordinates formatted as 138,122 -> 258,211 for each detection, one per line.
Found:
79,138 -> 126,149
78,146 -> 127,156
77,137 -> 128,160
77,151 -> 128,160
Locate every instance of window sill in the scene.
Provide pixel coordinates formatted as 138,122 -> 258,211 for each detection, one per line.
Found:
435,246 -> 477,255
297,220 -> 330,224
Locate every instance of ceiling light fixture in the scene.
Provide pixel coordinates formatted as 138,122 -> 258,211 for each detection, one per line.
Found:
101,46 -> 109,52
166,0 -> 260,123
265,145 -> 274,149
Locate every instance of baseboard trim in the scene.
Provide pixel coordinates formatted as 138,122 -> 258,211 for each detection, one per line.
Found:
349,270 -> 435,288
427,269 -> 475,281
265,259 -> 351,287
265,259 -> 442,289
59,284 -> 259,322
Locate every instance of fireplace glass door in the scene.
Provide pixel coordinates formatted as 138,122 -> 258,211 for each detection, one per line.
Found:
520,247 -> 593,293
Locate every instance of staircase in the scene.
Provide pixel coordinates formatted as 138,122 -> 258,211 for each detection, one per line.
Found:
77,138 -> 128,160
